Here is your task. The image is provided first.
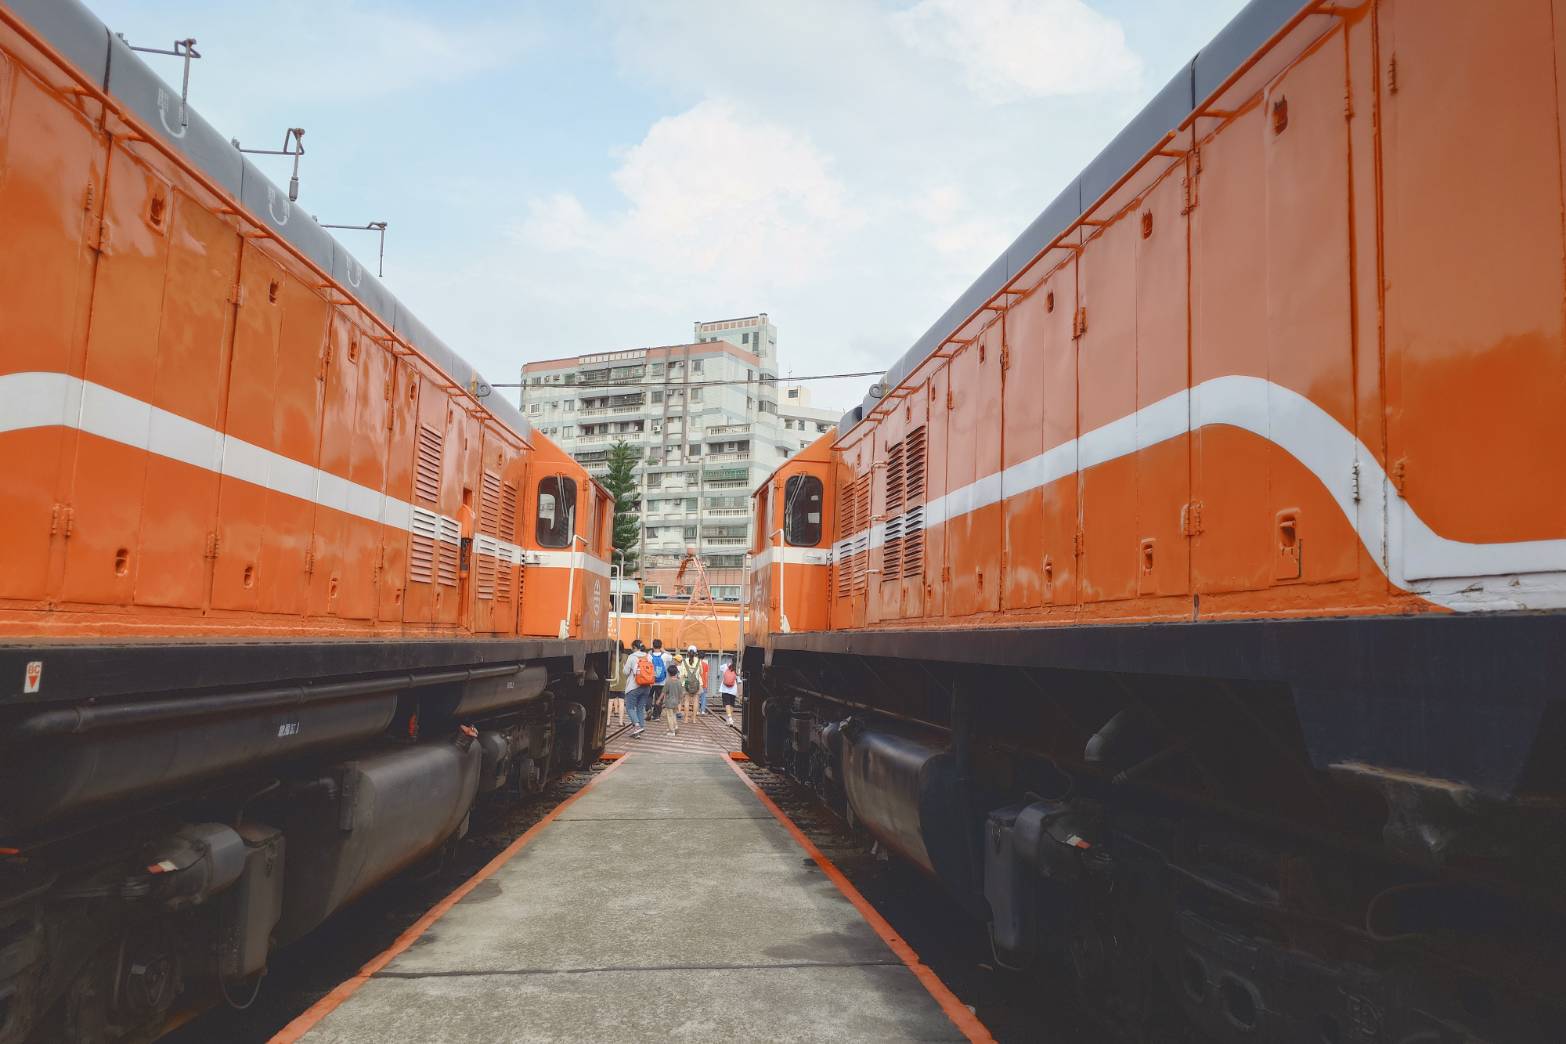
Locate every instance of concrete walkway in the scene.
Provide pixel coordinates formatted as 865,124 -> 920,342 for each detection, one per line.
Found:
283,753 -> 976,1043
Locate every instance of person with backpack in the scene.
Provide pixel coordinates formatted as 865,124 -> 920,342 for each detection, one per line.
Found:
648,639 -> 669,722
678,646 -> 706,721
622,640 -> 654,737
718,658 -> 740,726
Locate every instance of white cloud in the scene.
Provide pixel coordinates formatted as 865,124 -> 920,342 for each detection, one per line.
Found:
895,0 -> 1140,103
516,100 -> 854,300
912,185 -> 1013,265
895,0 -> 1142,103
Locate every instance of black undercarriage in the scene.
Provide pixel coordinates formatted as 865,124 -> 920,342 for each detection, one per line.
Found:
744,613 -> 1566,1042
0,637 -> 612,1044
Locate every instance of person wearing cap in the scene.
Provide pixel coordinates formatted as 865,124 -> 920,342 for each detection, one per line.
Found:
678,645 -> 709,720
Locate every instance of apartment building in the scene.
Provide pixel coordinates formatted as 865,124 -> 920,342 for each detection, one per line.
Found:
521,318 -> 836,601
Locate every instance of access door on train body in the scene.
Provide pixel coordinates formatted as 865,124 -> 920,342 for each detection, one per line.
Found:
1379,0 -> 1566,598
1189,23 -> 1364,603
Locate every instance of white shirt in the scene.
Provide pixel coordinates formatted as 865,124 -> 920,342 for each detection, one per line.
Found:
623,650 -> 650,689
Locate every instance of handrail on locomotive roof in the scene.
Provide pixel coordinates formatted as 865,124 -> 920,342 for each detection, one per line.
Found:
0,5 -> 515,440
850,0 -> 1341,437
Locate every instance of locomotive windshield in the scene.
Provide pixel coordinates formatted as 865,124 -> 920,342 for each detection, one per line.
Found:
536,475 -> 577,547
784,474 -> 823,546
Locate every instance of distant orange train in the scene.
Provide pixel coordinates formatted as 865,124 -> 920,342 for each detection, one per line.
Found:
0,1 -> 612,1038
745,1 -> 1566,1040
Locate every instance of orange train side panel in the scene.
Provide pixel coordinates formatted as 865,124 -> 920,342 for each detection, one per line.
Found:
1132,163 -> 1191,601
1038,259 -> 1080,610
922,366 -> 950,622
377,362 -> 419,624
211,242 -> 284,613
337,328 -> 392,621
257,269 -> 327,619
0,57 -> 103,601
946,320 -> 1002,617
868,389 -> 904,626
1262,27 -> 1359,587
1001,281 -> 1048,612
135,188 -> 239,610
1381,0 -> 1566,563
0,16 -> 609,645
1190,99 -> 1275,597
308,312 -> 360,619
1076,208 -> 1140,605
59,142 -> 170,607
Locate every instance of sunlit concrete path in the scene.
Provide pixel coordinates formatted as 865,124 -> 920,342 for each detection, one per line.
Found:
279,752 -> 982,1043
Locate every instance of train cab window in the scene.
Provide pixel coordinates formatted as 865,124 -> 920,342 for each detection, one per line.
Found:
784,474 -> 823,546
536,476 -> 577,547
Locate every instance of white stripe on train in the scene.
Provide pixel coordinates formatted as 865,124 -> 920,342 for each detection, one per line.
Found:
0,371 -> 608,576
757,375 -> 1566,613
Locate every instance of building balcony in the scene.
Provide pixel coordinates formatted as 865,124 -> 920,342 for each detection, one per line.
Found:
705,451 -> 751,463
704,424 -> 751,438
702,536 -> 748,546
579,401 -> 645,417
704,508 -> 748,518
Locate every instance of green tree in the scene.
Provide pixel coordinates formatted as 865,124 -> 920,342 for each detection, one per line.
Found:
603,439 -> 642,573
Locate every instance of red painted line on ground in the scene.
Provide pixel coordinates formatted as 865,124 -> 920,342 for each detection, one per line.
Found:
269,755 -> 633,1043
720,753 -> 996,1044
599,752 -> 626,761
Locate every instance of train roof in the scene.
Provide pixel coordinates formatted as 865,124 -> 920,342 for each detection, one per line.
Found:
14,0 -> 531,443
836,0 -> 1307,438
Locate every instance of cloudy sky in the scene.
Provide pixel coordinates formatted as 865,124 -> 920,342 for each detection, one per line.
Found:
90,0 -> 1248,410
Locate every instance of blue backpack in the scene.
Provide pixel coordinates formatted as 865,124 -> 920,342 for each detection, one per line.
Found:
652,651 -> 668,684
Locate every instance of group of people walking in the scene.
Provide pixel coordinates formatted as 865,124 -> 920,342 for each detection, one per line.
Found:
614,639 -> 740,737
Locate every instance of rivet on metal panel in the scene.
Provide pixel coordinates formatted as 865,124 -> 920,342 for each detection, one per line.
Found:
1046,290 -> 1055,313
1388,55 -> 1398,95
1141,212 -> 1154,239
114,548 -> 129,577
1073,530 -> 1085,556
204,532 -> 219,559
1141,539 -> 1155,574
1000,345 -> 1010,371
1072,307 -> 1089,340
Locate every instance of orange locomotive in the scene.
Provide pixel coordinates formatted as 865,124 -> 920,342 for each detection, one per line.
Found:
0,1 -> 612,1039
747,1 -> 1566,1039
